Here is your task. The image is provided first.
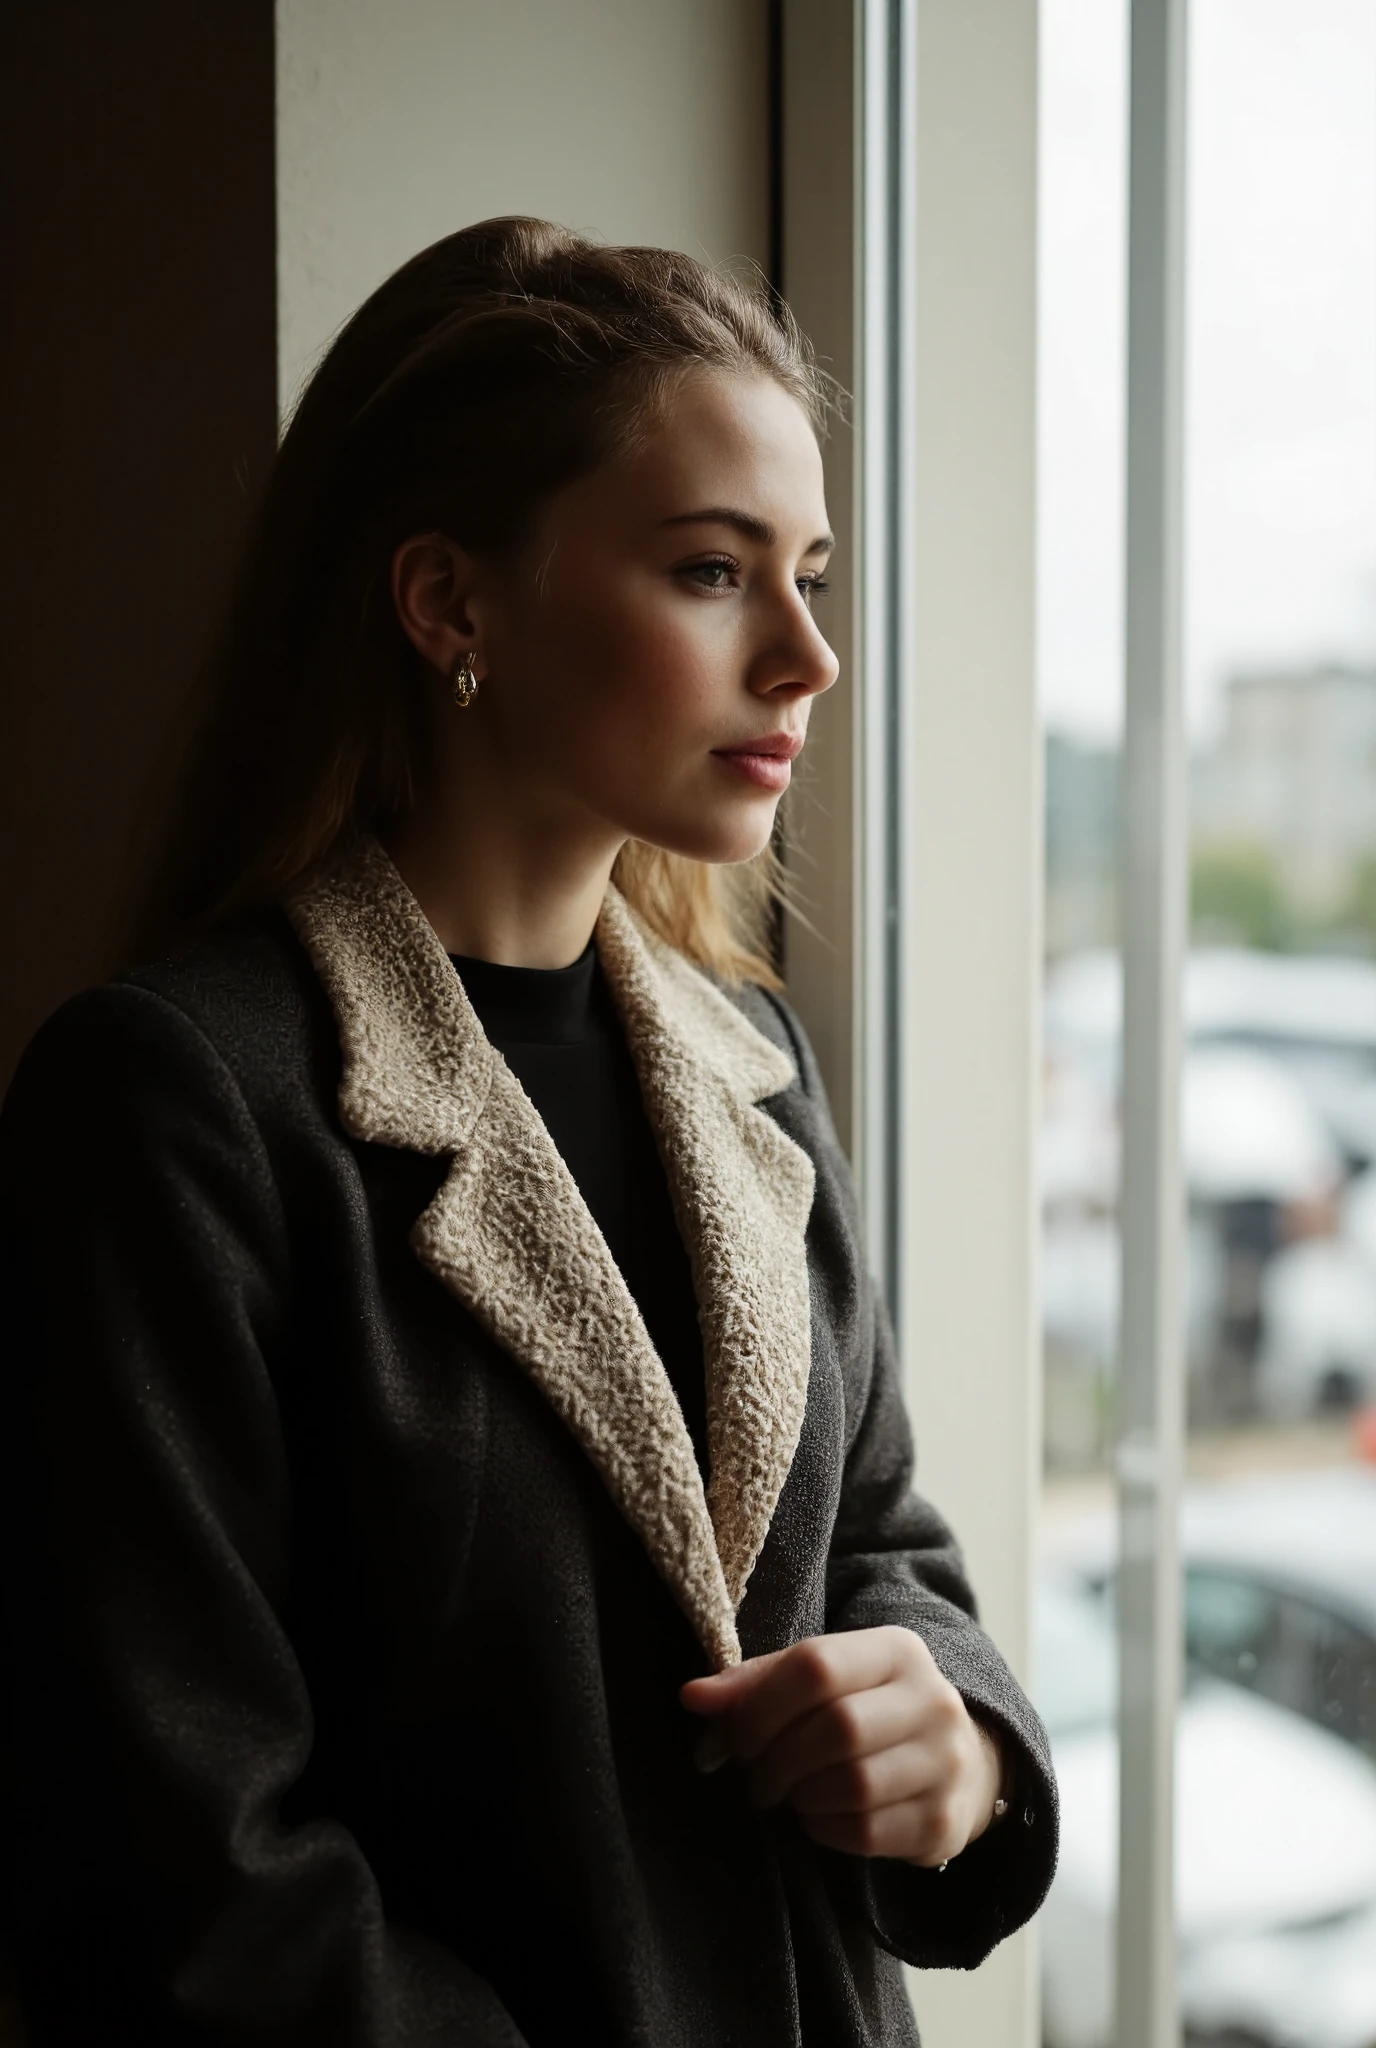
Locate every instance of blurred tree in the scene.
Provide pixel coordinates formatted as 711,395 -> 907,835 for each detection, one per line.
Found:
1190,840 -> 1294,950
1339,852 -> 1376,958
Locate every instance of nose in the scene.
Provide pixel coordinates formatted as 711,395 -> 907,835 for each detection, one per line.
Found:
750,596 -> 840,704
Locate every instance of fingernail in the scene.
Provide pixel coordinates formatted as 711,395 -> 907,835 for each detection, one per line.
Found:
693,1726 -> 731,1774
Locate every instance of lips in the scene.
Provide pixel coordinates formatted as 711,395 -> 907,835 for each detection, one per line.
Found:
711,730 -> 805,764
710,730 -> 804,793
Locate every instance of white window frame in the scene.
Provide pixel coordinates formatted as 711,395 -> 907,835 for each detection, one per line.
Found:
783,3 -> 1044,2042
1117,1 -> 1188,2042
782,4 -> 1189,2044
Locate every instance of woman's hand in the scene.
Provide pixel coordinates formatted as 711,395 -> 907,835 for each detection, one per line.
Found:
680,1626 -> 1005,1868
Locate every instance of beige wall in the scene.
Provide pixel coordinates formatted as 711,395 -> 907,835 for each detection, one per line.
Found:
276,0 -> 771,411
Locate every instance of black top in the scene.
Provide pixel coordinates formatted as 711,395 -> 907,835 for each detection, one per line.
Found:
450,943 -> 709,1469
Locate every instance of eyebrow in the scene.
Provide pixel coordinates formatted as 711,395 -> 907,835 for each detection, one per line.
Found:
660,507 -> 835,555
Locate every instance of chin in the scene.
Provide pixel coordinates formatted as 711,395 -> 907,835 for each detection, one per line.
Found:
635,807 -> 778,869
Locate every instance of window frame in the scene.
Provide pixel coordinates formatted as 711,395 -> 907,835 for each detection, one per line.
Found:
782,4 -> 1044,2042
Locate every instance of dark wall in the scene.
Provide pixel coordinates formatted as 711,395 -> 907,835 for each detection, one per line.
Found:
0,3 -> 277,1086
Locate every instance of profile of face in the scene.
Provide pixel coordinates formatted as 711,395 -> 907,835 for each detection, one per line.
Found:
392,370 -> 839,871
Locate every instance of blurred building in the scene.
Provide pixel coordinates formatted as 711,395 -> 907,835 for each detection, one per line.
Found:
1193,665 -> 1376,916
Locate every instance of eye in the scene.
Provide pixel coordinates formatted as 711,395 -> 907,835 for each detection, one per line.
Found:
798,575 -> 831,606
677,555 -> 739,593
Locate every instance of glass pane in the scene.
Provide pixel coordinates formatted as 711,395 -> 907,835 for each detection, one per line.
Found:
1038,3 -> 1376,2044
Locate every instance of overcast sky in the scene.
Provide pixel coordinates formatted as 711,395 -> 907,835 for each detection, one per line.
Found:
1038,0 -> 1376,744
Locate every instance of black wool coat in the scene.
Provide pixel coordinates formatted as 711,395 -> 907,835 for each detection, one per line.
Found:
0,838 -> 1057,2047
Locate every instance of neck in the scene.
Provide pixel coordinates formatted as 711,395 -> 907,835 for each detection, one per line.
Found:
381,764 -> 622,970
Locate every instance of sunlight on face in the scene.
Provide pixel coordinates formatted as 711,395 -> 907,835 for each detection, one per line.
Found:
476,370 -> 839,865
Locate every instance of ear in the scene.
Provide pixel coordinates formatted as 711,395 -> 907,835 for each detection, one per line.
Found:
390,533 -> 489,683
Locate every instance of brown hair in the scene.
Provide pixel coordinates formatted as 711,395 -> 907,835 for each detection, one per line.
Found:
128,216 -> 831,985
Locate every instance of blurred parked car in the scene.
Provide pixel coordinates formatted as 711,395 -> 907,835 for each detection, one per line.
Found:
1256,1171 -> 1376,1422
1257,1238 -> 1376,1420
1183,1044 -> 1342,1206
1179,1900 -> 1376,2048
1046,1468 -> 1376,1762
1178,1467 -> 1376,1761
1044,956 -> 1348,1208
1042,949 -> 1373,1430
1036,1568 -> 1376,2048
1045,950 -> 1376,1162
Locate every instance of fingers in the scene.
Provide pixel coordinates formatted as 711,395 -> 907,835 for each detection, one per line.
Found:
680,1628 -> 998,1867
683,1627 -> 920,1762
746,1681 -> 937,1809
799,1795 -> 966,1868
680,1643 -> 794,1718
786,1737 -> 943,1817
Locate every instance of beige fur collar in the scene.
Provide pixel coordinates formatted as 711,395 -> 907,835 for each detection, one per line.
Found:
286,836 -> 815,1670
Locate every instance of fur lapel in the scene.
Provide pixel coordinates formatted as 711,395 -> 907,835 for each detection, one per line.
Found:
286,836 -> 815,1671
592,894 -> 817,1612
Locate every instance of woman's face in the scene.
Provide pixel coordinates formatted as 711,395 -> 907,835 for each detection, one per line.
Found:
423,370 -> 838,868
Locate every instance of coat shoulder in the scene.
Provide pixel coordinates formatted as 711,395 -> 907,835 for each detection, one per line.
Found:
122,907 -> 333,1094
719,978 -> 797,1062
714,980 -> 816,1097
714,979 -> 860,1244
3,909 -> 336,1147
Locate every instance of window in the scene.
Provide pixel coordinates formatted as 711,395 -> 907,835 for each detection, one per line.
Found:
1040,3 -> 1376,2045
784,4 -> 1374,2042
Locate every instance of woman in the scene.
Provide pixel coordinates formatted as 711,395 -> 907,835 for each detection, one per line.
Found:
0,218 -> 1056,2046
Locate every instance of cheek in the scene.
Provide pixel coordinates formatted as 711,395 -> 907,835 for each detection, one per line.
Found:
536,582 -> 731,752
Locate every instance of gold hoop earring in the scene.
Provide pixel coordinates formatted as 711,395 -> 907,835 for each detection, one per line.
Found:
450,651 -> 479,710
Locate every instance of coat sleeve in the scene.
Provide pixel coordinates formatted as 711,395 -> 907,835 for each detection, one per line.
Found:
0,986 -> 530,2047
760,990 -> 1059,1971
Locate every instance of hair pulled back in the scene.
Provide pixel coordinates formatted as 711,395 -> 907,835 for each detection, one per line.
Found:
130,216 -> 831,982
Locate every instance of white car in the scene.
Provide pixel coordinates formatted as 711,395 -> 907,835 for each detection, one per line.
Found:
1037,1563 -> 1376,2048
1256,1171 -> 1376,1421
1046,1467 -> 1376,1762
1257,1238 -> 1376,1420
1178,1467 -> 1376,1751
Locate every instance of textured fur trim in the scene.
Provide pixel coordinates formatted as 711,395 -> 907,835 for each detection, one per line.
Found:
592,897 -> 816,1609
286,836 -> 815,1668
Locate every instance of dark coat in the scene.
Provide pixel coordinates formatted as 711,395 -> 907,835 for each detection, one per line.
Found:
0,838 -> 1056,2047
